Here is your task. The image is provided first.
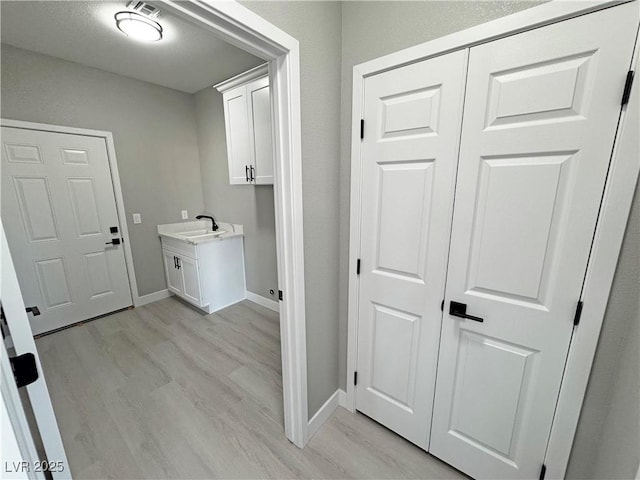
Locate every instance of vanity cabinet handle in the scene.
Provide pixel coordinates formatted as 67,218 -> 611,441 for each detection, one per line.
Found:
246,165 -> 250,182
176,257 -> 181,270
250,165 -> 255,182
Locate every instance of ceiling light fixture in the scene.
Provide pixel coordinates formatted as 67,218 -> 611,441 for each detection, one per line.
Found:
115,11 -> 163,42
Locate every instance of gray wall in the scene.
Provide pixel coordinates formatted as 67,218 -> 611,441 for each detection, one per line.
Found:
567,181 -> 640,479
194,86 -> 278,300
240,0 -> 343,418
1,44 -> 204,297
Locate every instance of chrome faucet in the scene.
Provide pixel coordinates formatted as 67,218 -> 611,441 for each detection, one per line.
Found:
195,215 -> 219,232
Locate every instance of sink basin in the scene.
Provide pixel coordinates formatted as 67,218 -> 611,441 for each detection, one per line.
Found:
182,229 -> 211,238
180,229 -> 226,240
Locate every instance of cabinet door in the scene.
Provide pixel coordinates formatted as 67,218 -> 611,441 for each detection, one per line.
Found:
179,255 -> 203,306
430,4 -> 638,479
162,250 -> 183,295
223,85 -> 252,185
247,76 -> 274,185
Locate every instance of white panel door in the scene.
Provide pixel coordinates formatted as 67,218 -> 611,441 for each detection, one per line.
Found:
355,50 -> 468,449
248,76 -> 274,185
430,5 -> 638,479
223,85 -> 252,184
1,127 -> 132,335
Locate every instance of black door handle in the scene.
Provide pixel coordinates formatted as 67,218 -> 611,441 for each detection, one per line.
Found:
176,257 -> 181,270
26,306 -> 41,316
10,353 -> 39,388
105,238 -> 121,245
173,256 -> 177,269
449,301 -> 484,323
246,165 -> 250,182
250,165 -> 255,182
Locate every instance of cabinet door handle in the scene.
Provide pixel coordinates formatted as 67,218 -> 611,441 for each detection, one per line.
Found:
173,256 -> 177,269
250,165 -> 255,182
449,301 -> 484,323
246,165 -> 250,182
176,257 -> 181,270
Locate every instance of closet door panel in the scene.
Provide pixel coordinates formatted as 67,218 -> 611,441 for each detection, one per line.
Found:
430,4 -> 638,479
355,49 -> 468,449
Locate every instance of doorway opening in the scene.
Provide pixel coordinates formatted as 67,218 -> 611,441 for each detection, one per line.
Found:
0,2 -> 309,476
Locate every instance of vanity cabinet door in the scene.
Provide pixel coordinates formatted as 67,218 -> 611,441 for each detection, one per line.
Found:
162,249 -> 183,295
179,255 -> 203,306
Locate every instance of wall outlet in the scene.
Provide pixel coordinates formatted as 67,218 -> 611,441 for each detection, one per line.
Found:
133,213 -> 142,224
181,210 -> 188,220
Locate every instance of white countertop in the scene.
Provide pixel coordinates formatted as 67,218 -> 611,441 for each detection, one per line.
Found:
157,220 -> 243,245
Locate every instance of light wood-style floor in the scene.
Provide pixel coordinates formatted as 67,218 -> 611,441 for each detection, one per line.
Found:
36,297 -> 465,479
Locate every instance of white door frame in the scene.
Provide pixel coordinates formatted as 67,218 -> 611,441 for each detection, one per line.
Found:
1,322 -> 46,480
3,0 -> 310,448
346,0 -> 639,476
1,222 -> 70,479
1,119 -> 140,311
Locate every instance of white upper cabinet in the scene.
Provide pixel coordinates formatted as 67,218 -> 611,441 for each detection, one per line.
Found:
217,64 -> 274,185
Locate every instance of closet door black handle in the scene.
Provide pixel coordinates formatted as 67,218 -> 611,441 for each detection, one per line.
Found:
173,256 -> 177,269
449,301 -> 484,323
246,165 -> 250,182
250,165 -> 255,182
176,257 -> 181,270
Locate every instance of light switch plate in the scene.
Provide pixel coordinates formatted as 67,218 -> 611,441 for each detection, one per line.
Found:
133,213 -> 142,224
181,210 -> 188,220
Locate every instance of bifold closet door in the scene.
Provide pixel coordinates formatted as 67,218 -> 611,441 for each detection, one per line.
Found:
354,50 -> 467,449
430,4 -> 638,479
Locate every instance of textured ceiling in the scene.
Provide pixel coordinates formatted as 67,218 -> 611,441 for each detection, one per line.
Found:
0,1 -> 265,93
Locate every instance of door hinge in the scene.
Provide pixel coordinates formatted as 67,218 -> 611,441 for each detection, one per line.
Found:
360,119 -> 364,140
354,371 -> 358,386
622,70 -> 634,106
278,290 -> 283,301
573,300 -> 584,326
356,258 -> 361,275
10,353 -> 39,388
539,464 -> 547,480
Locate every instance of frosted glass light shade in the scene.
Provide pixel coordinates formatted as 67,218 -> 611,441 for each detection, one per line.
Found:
115,11 -> 162,42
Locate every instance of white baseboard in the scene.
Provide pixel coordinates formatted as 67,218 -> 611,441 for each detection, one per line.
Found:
338,389 -> 348,409
134,289 -> 171,307
245,291 -> 279,312
307,389 -> 341,440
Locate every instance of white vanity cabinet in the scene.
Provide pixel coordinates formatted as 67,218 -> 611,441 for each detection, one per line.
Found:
216,64 -> 274,185
159,225 -> 246,314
